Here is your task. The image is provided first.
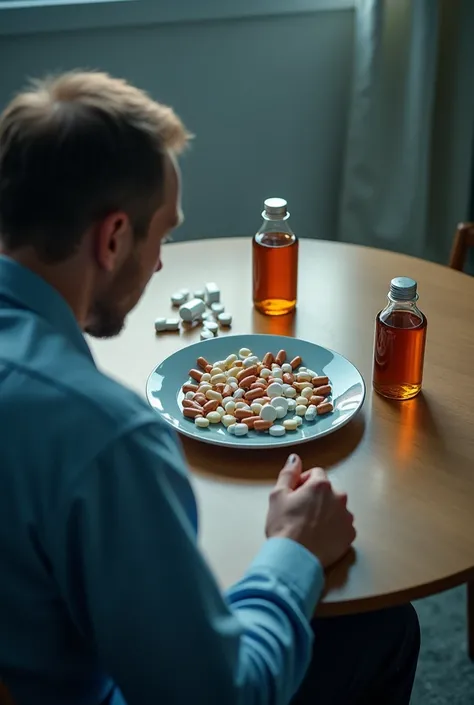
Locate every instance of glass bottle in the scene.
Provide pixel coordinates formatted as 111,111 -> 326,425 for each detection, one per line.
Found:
252,198 -> 298,316
373,277 -> 427,400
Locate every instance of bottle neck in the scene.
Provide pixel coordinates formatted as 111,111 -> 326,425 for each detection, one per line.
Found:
380,294 -> 424,325
257,215 -> 294,236
387,293 -> 419,308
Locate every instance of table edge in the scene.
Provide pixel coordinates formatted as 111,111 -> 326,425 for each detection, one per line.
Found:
318,566 -> 474,616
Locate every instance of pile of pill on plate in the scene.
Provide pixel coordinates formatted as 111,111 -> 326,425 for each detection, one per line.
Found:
181,348 -> 334,438
154,282 -> 232,339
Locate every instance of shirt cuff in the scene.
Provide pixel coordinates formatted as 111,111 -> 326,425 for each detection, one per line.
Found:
246,537 -> 324,620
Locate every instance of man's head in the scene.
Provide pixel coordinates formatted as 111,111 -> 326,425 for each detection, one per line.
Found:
0,71 -> 189,337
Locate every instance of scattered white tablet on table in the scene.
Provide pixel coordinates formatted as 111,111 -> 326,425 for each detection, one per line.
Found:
204,282 -> 220,305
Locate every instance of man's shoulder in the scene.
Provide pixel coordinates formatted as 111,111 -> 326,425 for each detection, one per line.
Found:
0,313 -> 158,444
41,355 -> 155,438
63,359 -> 155,432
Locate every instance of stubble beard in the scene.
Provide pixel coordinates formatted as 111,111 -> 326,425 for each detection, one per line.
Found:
84,298 -> 126,338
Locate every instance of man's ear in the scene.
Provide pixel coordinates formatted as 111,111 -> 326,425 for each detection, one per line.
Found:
93,211 -> 131,273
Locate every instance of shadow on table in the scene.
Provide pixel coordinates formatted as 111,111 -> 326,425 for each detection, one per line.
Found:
182,412 -> 366,484
376,389 -> 445,453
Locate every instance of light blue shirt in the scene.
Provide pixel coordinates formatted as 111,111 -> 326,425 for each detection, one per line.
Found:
0,256 -> 324,705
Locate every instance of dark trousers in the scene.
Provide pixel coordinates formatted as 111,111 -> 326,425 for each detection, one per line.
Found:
292,604 -> 420,705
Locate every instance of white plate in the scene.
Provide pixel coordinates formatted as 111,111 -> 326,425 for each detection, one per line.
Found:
146,334 -> 365,449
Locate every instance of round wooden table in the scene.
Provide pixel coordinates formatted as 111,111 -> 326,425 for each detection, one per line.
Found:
90,238 -> 474,618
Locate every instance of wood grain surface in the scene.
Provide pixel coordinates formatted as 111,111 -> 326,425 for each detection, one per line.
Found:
89,238 -> 474,616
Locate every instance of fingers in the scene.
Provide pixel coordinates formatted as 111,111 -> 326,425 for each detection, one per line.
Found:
296,469 -> 312,487
296,469 -> 354,534
306,473 -> 348,504
275,453 -> 302,491
343,503 -> 356,543
297,469 -> 327,489
306,466 -> 329,486
336,492 -> 348,508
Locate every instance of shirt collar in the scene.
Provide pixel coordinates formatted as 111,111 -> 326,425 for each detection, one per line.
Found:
0,255 -> 93,361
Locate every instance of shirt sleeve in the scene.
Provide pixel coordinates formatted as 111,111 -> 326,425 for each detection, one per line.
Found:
47,421 -> 324,705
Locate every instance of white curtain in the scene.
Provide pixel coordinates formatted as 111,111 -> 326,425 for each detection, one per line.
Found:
337,0 -> 474,263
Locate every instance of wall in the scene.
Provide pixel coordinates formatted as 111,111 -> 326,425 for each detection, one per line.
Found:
0,1 -> 355,243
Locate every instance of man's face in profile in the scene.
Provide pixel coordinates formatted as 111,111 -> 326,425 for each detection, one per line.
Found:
85,155 -> 181,339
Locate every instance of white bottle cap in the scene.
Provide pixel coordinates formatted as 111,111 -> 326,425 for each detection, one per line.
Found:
389,277 -> 417,301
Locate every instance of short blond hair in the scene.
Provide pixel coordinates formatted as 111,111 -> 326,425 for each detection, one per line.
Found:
0,71 -> 190,261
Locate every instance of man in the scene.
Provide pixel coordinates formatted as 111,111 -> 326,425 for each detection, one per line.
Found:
0,72 -> 419,705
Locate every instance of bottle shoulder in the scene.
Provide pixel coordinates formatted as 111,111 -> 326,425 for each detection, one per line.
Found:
378,302 -> 426,329
254,230 -> 297,247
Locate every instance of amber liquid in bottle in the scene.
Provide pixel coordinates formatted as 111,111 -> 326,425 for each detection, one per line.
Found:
253,232 -> 298,316
373,309 -> 427,400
